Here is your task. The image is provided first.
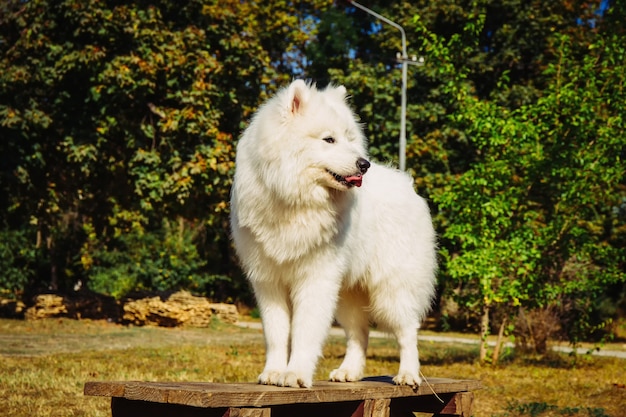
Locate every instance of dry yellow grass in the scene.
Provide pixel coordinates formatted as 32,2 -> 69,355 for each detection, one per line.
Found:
0,318 -> 624,417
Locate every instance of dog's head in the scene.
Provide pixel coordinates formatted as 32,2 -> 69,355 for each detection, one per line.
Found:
239,80 -> 371,203
278,80 -> 370,191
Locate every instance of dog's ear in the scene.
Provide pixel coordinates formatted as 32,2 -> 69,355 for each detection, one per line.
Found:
329,84 -> 349,101
287,79 -> 311,115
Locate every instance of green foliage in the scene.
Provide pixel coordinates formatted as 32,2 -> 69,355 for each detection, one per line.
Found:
0,0 -> 624,349
431,23 -> 626,346
309,0 -> 625,350
307,1 -> 602,184
506,401 -> 610,417
0,227 -> 39,298
85,218 -> 223,299
0,0 -> 331,300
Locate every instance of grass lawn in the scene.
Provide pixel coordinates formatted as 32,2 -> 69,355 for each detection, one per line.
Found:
0,318 -> 624,417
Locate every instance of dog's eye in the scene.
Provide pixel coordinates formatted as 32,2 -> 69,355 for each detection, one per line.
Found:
323,137 -> 335,144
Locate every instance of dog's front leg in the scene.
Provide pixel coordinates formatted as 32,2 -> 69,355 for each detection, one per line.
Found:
280,273 -> 341,388
253,281 -> 291,386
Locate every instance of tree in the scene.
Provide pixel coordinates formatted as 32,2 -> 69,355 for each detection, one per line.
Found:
0,0 -> 331,299
1,0 -> 623,350
432,23 -> 625,358
306,1 -> 602,176
308,0 -> 625,353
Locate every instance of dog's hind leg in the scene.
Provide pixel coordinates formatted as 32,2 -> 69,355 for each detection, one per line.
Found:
330,287 -> 369,382
391,325 -> 422,388
371,289 -> 424,388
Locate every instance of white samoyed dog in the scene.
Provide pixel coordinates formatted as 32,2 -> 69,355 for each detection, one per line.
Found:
230,80 -> 437,388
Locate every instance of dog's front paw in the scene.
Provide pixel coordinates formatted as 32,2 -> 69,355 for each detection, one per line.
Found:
278,371 -> 312,388
329,368 -> 363,382
258,369 -> 283,386
393,372 -> 422,389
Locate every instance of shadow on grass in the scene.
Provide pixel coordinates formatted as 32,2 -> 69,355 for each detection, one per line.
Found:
512,350 -> 601,370
419,343 -> 480,365
503,401 -> 611,417
324,337 -> 481,365
364,338 -> 599,369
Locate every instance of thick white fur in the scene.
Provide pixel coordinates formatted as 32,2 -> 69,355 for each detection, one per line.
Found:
230,80 -> 437,388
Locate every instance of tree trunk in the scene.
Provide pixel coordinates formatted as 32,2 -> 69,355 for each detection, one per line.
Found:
47,235 -> 58,291
479,305 -> 490,363
492,318 -> 507,364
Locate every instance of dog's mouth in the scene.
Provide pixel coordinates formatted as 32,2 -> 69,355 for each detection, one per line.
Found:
327,170 -> 364,188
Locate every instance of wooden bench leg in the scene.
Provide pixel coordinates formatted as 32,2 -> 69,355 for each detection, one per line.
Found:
225,407 -> 271,417
433,392 -> 474,417
353,398 -> 391,417
388,392 -> 474,417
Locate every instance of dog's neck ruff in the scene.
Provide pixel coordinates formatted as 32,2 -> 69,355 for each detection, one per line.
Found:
235,180 -> 355,265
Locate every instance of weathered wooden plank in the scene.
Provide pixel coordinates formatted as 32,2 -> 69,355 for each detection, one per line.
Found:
109,396 -> 474,417
85,377 -> 481,409
84,381 -> 125,397
110,398 -> 396,417
111,397 -> 227,417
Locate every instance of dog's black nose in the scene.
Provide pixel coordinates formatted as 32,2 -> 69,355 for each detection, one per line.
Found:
356,158 -> 371,174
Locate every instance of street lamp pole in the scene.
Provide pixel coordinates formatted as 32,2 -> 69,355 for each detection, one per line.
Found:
349,1 -> 417,171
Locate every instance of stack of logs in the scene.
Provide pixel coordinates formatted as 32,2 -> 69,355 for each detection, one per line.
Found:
13,291 -> 238,326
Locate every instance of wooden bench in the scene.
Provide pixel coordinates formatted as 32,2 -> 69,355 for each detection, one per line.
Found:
84,376 -> 481,417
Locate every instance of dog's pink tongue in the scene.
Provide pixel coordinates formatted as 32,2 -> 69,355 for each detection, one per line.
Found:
345,174 -> 363,187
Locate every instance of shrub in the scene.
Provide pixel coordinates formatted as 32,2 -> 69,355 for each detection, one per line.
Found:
0,227 -> 38,298
86,219 -> 222,299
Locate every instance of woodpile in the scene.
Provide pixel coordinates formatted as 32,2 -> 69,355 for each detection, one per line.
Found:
25,294 -> 69,320
122,291 -> 239,327
0,297 -> 26,318
23,292 -> 121,321
14,290 -> 238,327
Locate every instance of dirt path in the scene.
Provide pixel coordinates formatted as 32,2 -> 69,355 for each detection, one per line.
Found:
0,319 -> 264,356
2,318 -> 624,359
238,321 -> 626,359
